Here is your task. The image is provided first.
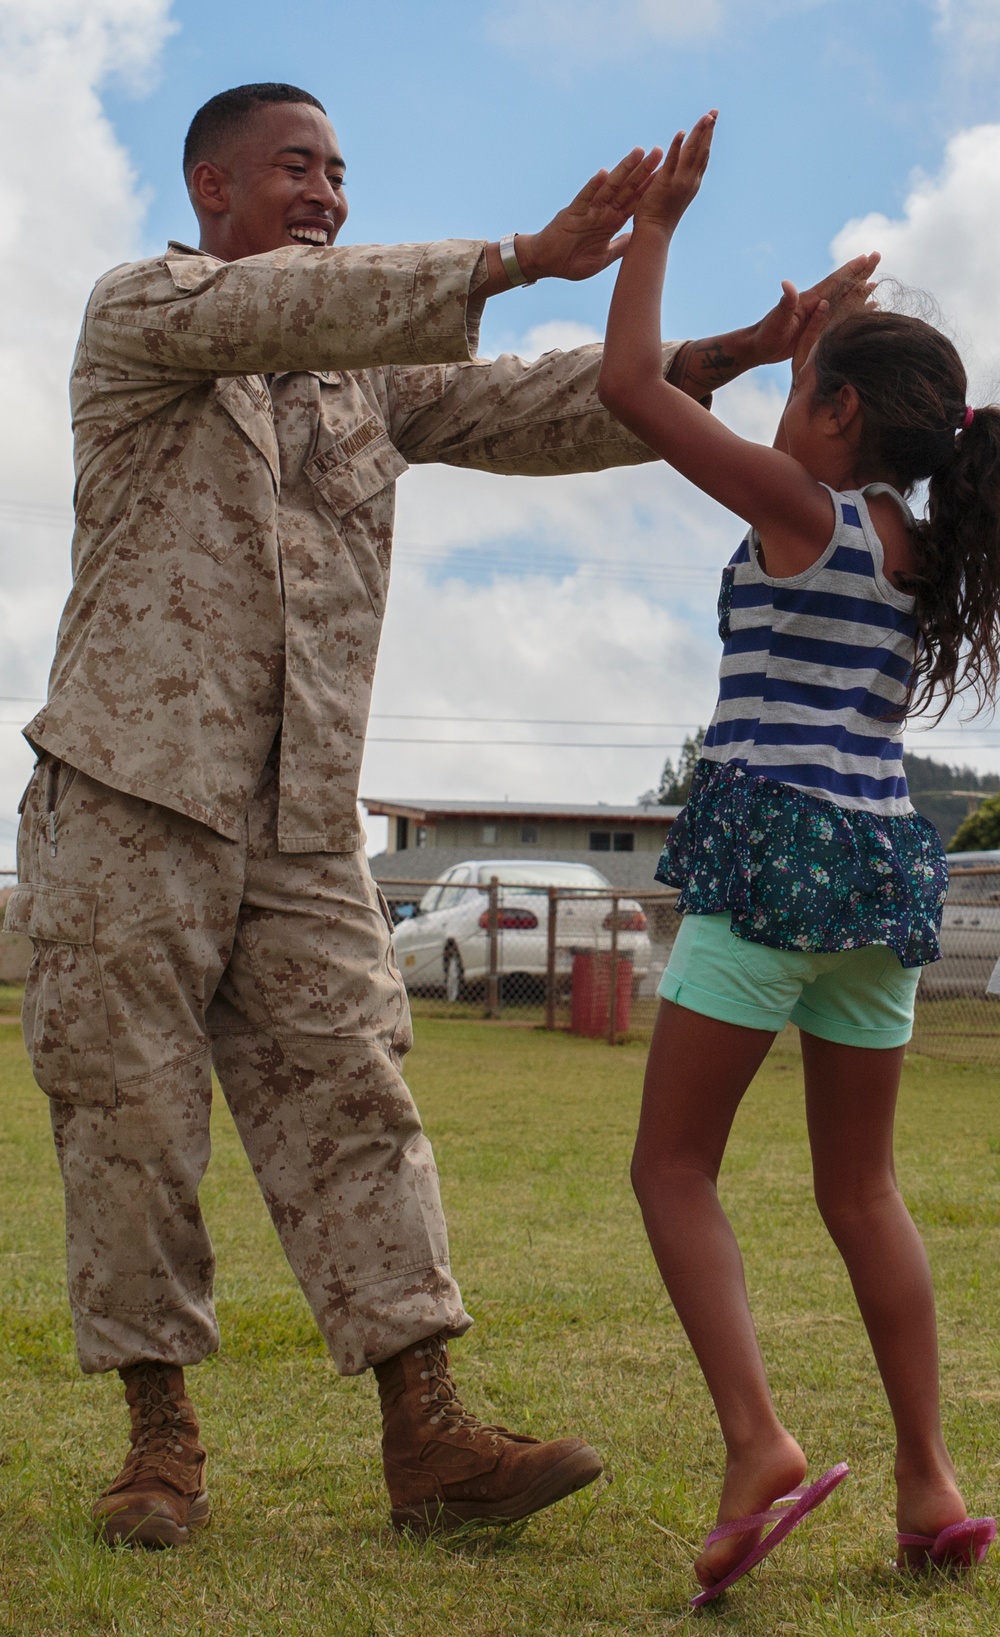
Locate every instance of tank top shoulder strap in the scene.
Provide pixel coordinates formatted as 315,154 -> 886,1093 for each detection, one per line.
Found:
860,481 -> 917,528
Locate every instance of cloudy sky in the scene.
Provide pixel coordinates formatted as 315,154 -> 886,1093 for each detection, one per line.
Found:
2,0 -> 1000,866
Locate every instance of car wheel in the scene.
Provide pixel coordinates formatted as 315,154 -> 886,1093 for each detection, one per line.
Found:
444,947 -> 465,1003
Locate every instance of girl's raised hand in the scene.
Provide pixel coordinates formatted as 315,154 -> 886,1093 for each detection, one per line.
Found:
634,112 -> 717,233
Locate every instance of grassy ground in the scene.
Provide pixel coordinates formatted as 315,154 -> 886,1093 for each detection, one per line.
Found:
1,1015 -> 998,1636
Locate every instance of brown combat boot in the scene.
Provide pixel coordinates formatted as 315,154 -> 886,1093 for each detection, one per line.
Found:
374,1333 -> 602,1534
91,1362 -> 210,1548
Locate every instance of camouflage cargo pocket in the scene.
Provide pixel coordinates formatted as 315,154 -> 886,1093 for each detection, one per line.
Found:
4,885 -> 115,1107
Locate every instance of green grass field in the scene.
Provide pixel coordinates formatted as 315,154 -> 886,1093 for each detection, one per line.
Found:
1,1014 -> 998,1636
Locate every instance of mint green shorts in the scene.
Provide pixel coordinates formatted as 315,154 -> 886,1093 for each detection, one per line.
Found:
657,913 -> 920,1049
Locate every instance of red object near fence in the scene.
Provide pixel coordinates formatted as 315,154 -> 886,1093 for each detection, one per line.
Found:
571,952 -> 633,1038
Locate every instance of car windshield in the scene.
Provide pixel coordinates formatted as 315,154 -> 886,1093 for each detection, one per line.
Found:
477,863 -> 611,891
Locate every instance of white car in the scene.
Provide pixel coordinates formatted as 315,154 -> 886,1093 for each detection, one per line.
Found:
390,859 -> 652,1001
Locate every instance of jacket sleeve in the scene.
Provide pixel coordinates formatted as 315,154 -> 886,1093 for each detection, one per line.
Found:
82,240 -> 489,383
383,340 -> 688,475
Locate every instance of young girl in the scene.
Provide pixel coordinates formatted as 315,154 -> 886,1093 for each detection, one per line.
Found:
598,113 -> 999,1606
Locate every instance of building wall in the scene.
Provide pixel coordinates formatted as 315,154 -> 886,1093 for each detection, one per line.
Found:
398,817 -> 669,854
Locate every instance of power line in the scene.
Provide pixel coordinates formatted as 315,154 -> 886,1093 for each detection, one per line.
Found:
368,714 -> 708,727
365,738 -> 692,748
0,499 -> 715,589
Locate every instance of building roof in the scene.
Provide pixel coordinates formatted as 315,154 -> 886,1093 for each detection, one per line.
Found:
367,845 -> 678,895
362,798 -> 681,824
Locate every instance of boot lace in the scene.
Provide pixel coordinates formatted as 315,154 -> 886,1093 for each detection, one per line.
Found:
414,1337 -> 505,1446
121,1365 -> 198,1478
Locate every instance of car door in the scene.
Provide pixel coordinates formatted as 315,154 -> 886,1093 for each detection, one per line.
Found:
433,866 -> 477,976
393,876 -> 452,985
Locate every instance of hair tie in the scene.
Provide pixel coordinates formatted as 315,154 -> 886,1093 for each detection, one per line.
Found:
962,405 -> 975,429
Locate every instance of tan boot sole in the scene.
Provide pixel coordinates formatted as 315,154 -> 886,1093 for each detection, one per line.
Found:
391,1445 -> 603,1535
94,1489 -> 211,1549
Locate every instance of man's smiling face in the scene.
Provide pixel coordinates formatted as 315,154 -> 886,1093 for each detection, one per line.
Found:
193,101 -> 348,261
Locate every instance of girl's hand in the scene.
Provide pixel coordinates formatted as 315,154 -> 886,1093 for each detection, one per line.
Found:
634,112 -> 718,234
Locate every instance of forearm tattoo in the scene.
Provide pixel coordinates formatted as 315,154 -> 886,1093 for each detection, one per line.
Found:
668,336 -> 741,397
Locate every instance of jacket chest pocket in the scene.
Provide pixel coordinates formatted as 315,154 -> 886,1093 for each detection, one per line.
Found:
146,376 -> 280,566
305,416 -> 409,617
4,885 -> 116,1107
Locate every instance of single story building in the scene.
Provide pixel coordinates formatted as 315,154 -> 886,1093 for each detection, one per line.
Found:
363,797 -> 680,899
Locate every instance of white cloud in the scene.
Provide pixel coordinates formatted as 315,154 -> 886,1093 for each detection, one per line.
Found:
362,560 -> 719,835
486,0 -> 830,63
935,0 -> 1000,69
509,320 -> 603,360
0,0 -> 174,865
487,0 -> 723,61
830,125 -> 1000,770
355,361 -> 789,851
831,123 -> 1000,395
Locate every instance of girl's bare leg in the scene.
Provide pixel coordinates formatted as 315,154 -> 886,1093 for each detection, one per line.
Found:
800,1032 -> 967,1559
633,1001 -> 807,1589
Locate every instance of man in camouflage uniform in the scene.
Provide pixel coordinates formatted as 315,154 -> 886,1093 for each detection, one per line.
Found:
5,83 -> 875,1547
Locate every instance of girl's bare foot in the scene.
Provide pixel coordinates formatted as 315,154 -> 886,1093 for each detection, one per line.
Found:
695,1432 -> 808,1590
896,1458 -> 967,1569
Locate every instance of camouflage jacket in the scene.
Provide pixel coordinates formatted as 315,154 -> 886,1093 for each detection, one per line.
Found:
28,239 -> 678,852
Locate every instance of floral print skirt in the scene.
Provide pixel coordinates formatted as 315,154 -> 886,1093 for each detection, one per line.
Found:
656,760 -> 948,969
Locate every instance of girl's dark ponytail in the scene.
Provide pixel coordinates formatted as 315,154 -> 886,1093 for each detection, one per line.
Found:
814,312 -> 1000,717
915,406 -> 1000,715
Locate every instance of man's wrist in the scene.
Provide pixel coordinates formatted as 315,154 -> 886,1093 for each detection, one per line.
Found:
717,325 -> 760,372
511,232 -> 542,284
668,326 -> 756,396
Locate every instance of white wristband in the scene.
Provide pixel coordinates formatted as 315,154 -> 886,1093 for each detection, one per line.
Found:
499,233 -> 535,287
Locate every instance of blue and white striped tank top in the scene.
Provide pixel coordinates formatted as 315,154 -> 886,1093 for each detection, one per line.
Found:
703,484 -> 919,816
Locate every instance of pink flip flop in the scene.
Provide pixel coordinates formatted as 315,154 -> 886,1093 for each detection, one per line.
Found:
897,1517 -> 997,1572
690,1462 -> 850,1609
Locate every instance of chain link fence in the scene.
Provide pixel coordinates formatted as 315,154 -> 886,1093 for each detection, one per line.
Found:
911,866 -> 1000,1062
382,867 -> 1000,1062
382,873 -> 663,1031
3,866 -> 999,1061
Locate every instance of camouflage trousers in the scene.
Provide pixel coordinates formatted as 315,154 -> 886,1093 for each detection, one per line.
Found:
7,751 -> 472,1375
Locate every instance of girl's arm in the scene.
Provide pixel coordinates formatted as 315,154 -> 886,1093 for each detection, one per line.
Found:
598,117 -> 835,575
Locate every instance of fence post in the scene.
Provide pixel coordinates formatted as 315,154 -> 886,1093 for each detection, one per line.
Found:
486,875 -> 500,1018
545,886 -> 558,1030
607,893 -> 620,1046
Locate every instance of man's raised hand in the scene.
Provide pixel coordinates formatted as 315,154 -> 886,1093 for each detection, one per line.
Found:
747,253 -> 882,372
513,147 -> 664,283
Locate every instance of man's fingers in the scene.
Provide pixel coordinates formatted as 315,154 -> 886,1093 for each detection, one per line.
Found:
598,147 -> 664,207
602,145 -> 650,189
803,251 -> 882,304
580,146 -> 649,206
573,146 -> 664,215
792,298 -> 831,365
572,166 -> 612,209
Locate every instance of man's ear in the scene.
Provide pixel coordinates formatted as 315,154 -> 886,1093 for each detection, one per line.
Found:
189,159 -> 229,219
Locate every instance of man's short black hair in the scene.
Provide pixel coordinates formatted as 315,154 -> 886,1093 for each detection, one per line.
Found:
183,83 -> 327,183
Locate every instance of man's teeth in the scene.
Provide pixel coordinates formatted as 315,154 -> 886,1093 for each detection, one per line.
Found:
289,226 -> 329,244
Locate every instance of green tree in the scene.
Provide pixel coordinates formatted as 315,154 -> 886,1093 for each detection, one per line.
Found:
655,729 -> 705,805
948,792 -> 1000,851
